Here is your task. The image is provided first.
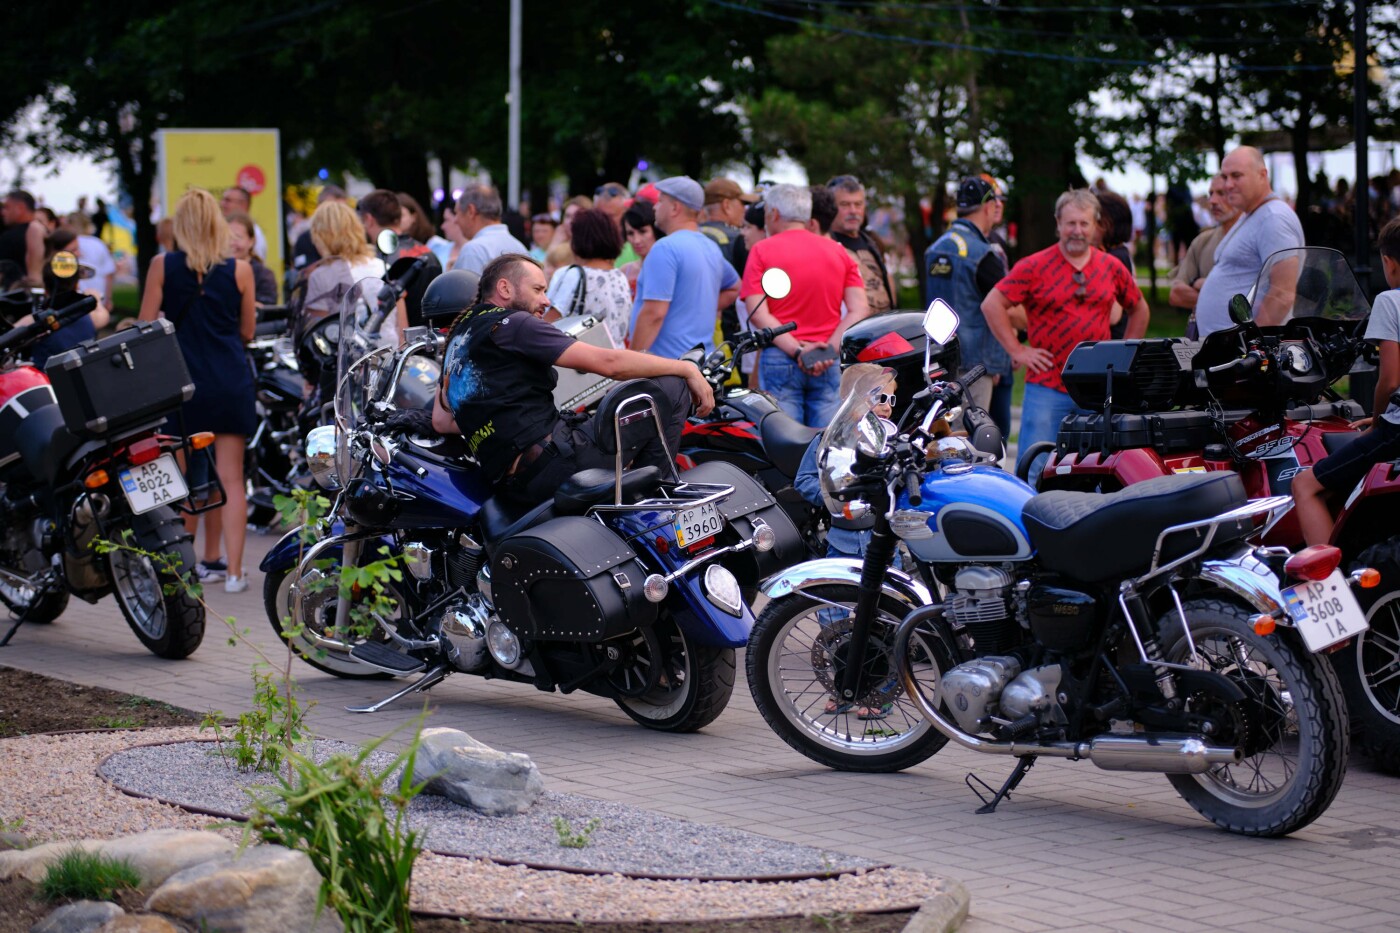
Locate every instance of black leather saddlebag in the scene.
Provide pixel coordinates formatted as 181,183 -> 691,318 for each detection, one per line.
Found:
492,516 -> 657,642
45,319 -> 194,439
678,460 -> 805,590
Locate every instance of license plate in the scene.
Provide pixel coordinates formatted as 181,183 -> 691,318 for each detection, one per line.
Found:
1282,570 -> 1369,653
674,501 -> 724,548
118,454 -> 189,514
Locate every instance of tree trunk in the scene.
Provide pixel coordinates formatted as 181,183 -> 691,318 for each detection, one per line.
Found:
111,118 -> 157,297
1008,136 -> 1078,257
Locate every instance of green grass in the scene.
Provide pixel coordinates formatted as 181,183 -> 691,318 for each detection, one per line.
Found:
111,282 -> 139,321
89,715 -> 145,729
38,848 -> 141,902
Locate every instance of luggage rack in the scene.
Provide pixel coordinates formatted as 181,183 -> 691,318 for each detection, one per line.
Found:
601,480 -> 737,514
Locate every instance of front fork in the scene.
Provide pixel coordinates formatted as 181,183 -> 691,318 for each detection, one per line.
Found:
836,519 -> 901,705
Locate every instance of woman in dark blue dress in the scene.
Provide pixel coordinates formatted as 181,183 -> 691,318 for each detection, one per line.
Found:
138,188 -> 256,592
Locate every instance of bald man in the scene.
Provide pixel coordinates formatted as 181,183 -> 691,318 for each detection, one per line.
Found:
1195,146 -> 1303,337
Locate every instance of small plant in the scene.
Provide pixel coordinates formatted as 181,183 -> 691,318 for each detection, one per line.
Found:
0,815 -> 24,833
811,911 -> 855,931
38,848 -> 140,902
201,668 -> 311,773
90,715 -> 144,729
552,816 -> 602,849
248,724 -> 426,933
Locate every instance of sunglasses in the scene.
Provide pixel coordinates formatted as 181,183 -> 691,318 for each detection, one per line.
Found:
595,185 -> 626,198
1072,270 -> 1087,300
871,392 -> 897,407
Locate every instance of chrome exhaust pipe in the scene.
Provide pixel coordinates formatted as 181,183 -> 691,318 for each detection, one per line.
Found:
1084,735 -> 1242,774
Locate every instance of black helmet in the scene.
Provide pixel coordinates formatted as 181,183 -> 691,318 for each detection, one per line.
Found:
420,269 -> 481,326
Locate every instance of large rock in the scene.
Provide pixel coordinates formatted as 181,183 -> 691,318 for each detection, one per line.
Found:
145,845 -> 342,933
413,727 -> 544,816
30,899 -> 124,933
0,830 -> 233,886
96,917 -> 184,932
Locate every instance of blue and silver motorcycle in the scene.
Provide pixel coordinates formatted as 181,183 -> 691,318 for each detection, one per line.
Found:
747,301 -> 1361,836
261,276 -> 803,731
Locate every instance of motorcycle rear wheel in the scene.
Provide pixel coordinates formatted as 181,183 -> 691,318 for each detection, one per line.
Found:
612,612 -> 734,733
109,508 -> 205,660
1338,537 -> 1400,774
263,566 -> 395,680
747,585 -> 948,773
1160,598 -> 1348,837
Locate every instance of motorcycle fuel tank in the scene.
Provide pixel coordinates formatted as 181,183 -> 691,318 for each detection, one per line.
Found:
894,464 -> 1035,562
0,366 -> 57,472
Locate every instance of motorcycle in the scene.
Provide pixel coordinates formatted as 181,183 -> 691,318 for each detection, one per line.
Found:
259,276 -> 804,730
1032,247 -> 1400,772
747,299 -> 1366,837
0,266 -> 205,658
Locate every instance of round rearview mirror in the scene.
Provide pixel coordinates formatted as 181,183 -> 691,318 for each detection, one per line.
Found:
376,229 -> 400,256
1228,293 -> 1252,326
923,299 -> 959,345
50,251 -> 79,279
761,267 -> 792,301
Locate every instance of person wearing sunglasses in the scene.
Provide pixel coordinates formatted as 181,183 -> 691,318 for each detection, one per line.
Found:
981,188 -> 1149,480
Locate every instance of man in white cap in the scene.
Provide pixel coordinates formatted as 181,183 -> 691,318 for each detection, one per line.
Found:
629,175 -> 740,359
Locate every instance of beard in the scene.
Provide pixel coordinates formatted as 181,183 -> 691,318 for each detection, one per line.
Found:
1062,234 -> 1090,255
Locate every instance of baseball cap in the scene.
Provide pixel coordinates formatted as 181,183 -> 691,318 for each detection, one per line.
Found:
635,182 -> 661,205
654,176 -> 705,211
704,177 -> 758,205
956,175 -> 1003,211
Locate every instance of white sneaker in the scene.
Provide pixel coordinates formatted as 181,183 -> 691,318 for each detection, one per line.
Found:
224,575 -> 249,594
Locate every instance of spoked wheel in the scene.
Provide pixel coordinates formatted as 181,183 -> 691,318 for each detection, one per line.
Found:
747,585 -> 949,772
1337,538 -> 1400,774
111,509 -> 204,660
611,612 -> 735,733
263,565 -> 395,680
1160,599 -> 1348,837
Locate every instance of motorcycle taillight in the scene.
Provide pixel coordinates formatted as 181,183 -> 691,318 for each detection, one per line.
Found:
127,436 -> 162,466
1284,545 -> 1343,582
856,332 -> 915,362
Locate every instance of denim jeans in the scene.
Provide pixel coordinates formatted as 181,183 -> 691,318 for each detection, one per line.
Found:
1019,383 -> 1091,482
759,347 -> 842,428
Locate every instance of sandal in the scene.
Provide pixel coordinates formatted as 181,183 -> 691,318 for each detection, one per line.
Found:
824,699 -> 855,715
858,702 -> 894,721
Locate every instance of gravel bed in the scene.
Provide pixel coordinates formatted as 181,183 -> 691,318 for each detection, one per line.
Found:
99,739 -> 881,878
0,728 -> 951,921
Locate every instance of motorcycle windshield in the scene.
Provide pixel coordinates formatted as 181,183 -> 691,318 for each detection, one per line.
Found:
816,369 -> 893,516
334,275 -> 394,485
1249,247 -> 1371,323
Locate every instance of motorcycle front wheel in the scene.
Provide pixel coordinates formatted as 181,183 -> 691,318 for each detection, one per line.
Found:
109,508 -> 205,659
610,611 -> 735,733
747,585 -> 948,772
1160,598 -> 1348,837
263,565 -> 395,680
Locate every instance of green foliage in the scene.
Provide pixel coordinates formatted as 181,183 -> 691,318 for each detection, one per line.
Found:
90,715 -> 144,729
0,816 -> 23,833
38,849 -> 140,902
248,727 -> 426,933
201,668 -> 313,774
551,817 -> 602,849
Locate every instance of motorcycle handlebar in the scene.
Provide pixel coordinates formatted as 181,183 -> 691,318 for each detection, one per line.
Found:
0,294 -> 98,354
253,319 -> 289,338
903,465 -> 923,507
1207,351 -> 1264,376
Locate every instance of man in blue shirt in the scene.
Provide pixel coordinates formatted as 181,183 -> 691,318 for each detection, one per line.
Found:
924,174 -> 1011,435
630,176 -> 740,359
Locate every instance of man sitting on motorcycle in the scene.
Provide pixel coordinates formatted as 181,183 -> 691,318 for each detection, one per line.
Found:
429,254 -> 715,504
1293,217 -> 1400,545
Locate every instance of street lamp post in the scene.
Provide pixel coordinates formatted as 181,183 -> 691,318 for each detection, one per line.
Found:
1354,0 -> 1370,289
508,0 -> 522,212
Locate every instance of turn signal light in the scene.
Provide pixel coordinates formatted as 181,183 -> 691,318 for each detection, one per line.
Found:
1357,568 -> 1382,589
84,470 -> 109,489
1251,615 -> 1277,636
1284,544 -> 1343,582
190,432 -> 215,451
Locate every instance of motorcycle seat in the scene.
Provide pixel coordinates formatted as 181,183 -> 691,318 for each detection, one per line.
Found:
553,465 -> 663,515
480,495 -> 556,546
1022,472 -> 1249,584
760,413 -> 821,479
14,403 -> 84,487
1321,430 -> 1363,456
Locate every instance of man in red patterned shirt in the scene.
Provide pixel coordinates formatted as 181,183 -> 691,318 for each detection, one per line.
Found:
982,189 -> 1149,476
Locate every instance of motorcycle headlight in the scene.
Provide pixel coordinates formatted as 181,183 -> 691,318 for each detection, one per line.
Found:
305,425 -> 341,490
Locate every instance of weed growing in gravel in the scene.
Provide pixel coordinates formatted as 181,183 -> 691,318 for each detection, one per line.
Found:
811,911 -> 856,930
552,816 -> 602,848
38,848 -> 140,902
248,724 -> 427,933
0,815 -> 23,833
90,715 -> 145,729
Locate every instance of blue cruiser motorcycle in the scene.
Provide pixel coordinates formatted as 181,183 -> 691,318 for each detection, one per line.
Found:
747,301 -> 1367,836
261,277 -> 803,731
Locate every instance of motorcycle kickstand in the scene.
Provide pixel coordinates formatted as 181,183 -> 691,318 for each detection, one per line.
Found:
966,755 -> 1037,815
346,663 -> 451,714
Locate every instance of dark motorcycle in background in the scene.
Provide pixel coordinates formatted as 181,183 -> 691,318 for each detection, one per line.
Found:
1030,247 -> 1400,772
747,299 -> 1365,837
0,261 -> 205,658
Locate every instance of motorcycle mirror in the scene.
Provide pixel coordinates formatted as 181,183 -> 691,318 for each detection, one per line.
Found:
1228,293 -> 1252,326
855,410 -> 888,457
376,229 -> 400,256
760,267 -> 792,301
923,299 -> 959,345
49,251 -> 79,279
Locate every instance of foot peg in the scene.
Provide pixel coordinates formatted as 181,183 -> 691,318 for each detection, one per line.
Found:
349,641 -> 426,675
967,755 -> 1037,814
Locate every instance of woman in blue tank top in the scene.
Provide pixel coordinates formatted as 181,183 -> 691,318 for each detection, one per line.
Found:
138,188 -> 256,592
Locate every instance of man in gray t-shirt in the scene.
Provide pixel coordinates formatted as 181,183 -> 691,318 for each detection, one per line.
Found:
1195,146 -> 1304,337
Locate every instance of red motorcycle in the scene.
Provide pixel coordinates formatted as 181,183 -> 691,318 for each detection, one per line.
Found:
1029,246 -> 1400,770
0,278 -> 206,658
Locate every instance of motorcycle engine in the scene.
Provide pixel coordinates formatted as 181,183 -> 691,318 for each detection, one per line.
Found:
942,657 -> 1068,736
944,566 -> 1019,654
440,594 -> 493,673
